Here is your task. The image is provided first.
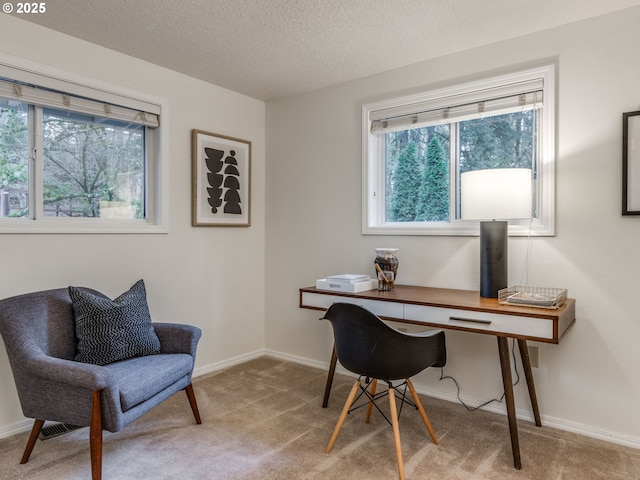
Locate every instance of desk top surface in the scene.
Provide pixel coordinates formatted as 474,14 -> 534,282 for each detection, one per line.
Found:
300,284 -> 575,320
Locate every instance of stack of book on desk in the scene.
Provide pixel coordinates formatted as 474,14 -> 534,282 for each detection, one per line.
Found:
316,274 -> 377,292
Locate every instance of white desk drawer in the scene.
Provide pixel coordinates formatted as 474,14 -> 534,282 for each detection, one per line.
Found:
301,292 -> 404,319
403,304 -> 554,340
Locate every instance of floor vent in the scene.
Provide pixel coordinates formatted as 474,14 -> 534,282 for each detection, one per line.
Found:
39,423 -> 84,440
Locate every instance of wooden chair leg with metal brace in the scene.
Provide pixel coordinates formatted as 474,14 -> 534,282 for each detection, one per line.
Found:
365,378 -> 378,424
325,380 -> 361,454
326,377 -> 439,480
321,303 -> 446,480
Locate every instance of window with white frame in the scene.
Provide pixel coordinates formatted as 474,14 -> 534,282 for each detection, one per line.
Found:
0,59 -> 167,233
362,64 -> 555,236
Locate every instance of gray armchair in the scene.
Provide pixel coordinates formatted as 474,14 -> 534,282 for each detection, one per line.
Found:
0,287 -> 202,480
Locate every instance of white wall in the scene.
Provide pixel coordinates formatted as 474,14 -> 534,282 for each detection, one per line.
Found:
0,16 -> 266,435
265,7 -> 640,446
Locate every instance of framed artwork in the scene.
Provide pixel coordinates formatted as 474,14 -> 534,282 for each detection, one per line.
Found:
192,129 -> 251,226
623,111 -> 640,215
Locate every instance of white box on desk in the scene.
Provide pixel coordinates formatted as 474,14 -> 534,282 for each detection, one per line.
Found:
316,278 -> 378,293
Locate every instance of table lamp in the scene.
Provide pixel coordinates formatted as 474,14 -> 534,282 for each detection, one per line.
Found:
460,168 -> 532,298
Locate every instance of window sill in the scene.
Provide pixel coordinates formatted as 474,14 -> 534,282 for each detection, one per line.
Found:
0,219 -> 168,234
362,220 -> 554,237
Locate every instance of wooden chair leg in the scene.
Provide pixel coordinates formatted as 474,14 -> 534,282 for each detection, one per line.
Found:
365,378 -> 378,424
388,385 -> 405,480
20,418 -> 44,464
185,384 -> 202,424
90,390 -> 103,480
326,379 -> 360,454
406,378 -> 438,445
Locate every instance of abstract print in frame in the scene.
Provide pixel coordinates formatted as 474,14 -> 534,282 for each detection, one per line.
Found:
192,129 -> 251,226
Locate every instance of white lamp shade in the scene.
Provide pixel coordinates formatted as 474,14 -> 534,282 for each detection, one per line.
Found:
460,168 -> 532,220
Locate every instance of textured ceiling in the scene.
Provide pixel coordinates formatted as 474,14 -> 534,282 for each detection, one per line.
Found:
11,0 -> 640,100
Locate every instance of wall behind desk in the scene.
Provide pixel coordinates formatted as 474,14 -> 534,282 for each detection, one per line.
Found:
265,7 -> 640,446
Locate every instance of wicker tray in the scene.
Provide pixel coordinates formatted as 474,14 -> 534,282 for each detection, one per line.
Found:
498,285 -> 567,309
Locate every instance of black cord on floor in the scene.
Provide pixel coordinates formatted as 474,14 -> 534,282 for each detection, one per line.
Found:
438,337 -> 521,411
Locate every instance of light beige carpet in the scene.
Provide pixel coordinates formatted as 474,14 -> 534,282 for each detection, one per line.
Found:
0,356 -> 638,479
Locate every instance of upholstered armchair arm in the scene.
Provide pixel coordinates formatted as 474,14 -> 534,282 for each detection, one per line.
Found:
24,353 -> 116,390
15,352 -> 122,429
152,323 -> 201,356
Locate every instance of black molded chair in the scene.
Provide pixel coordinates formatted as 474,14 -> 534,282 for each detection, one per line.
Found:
321,302 -> 446,480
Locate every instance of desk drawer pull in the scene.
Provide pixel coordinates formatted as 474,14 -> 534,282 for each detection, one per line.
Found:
449,316 -> 492,325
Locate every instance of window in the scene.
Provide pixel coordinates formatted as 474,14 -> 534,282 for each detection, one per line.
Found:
362,64 -> 555,236
0,58 -> 167,233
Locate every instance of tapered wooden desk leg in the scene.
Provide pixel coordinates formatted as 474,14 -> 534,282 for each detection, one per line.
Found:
518,338 -> 542,427
498,336 -> 521,470
322,344 -> 337,408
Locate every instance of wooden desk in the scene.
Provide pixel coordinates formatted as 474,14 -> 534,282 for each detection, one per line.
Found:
299,285 -> 576,470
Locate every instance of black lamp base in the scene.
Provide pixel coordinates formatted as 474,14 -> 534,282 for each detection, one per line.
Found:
479,221 -> 508,298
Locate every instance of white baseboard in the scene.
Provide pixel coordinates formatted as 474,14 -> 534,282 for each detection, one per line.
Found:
537,414 -> 640,449
0,418 -> 33,440
192,349 -> 266,378
4,350 -> 639,451
264,349 -> 640,450
263,349 -> 328,370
